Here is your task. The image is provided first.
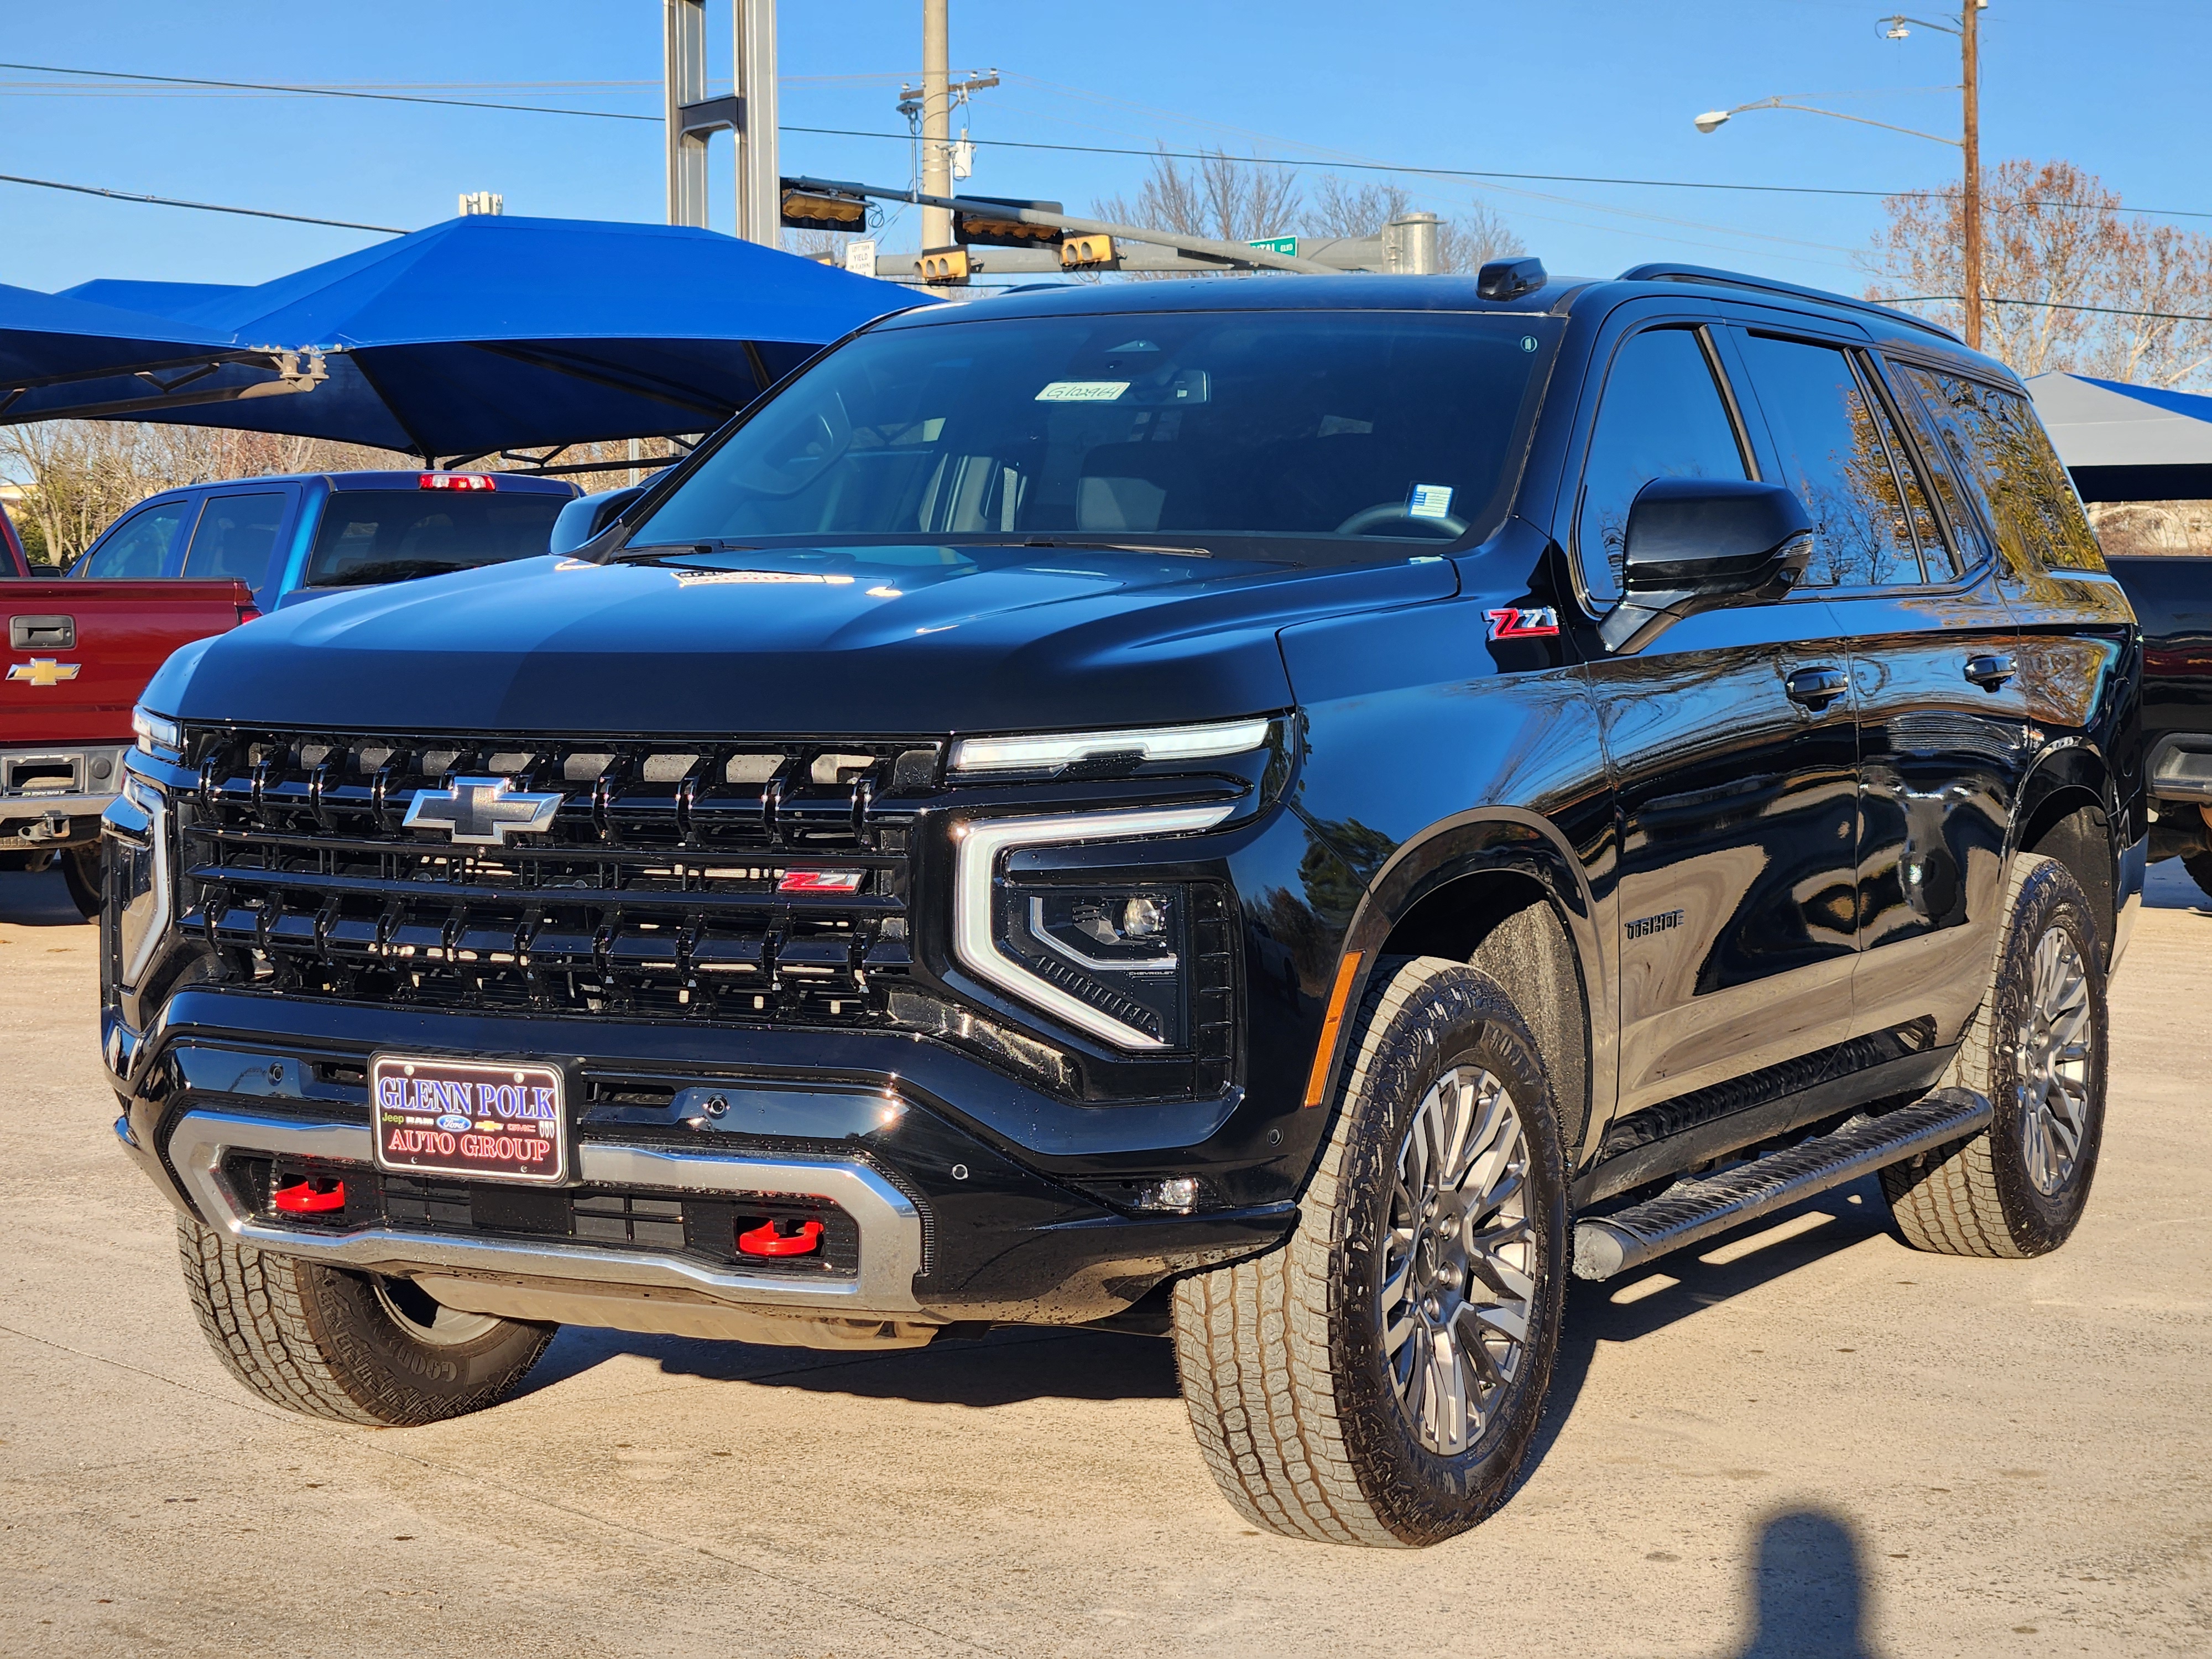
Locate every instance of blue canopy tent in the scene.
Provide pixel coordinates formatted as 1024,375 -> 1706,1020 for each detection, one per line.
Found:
0,280 -> 310,421
2028,371 -> 2212,503
18,216 -> 927,466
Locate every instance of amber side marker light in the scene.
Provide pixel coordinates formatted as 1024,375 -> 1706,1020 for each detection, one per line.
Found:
1303,951 -> 1364,1107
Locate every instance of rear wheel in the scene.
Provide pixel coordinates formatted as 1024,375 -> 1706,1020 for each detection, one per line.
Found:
60,843 -> 101,920
1880,855 -> 2108,1258
179,1217 -> 555,1424
1172,957 -> 1567,1546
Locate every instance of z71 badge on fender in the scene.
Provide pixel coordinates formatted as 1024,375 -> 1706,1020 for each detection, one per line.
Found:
1486,606 -> 1560,641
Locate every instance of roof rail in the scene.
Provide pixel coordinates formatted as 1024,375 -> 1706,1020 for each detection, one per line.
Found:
1615,263 -> 1963,345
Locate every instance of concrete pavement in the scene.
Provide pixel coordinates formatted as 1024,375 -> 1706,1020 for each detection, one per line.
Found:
3,862 -> 2206,1657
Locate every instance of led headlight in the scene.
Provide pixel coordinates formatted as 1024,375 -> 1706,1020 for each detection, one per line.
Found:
953,804 -> 1233,1050
131,705 -> 182,761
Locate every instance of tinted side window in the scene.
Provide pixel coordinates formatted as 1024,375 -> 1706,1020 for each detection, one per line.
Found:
1736,333 -> 1919,588
181,492 -> 287,587
1879,358 -> 1980,578
79,500 -> 191,580
1575,326 -> 1751,602
1899,368 -> 2105,573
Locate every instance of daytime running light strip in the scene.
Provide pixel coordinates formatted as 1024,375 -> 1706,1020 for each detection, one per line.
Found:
949,717 -> 1271,775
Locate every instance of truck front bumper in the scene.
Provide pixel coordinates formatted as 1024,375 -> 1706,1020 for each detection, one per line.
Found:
105,988 -> 1301,1338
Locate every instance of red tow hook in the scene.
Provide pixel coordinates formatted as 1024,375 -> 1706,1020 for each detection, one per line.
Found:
272,1178 -> 346,1215
738,1218 -> 823,1258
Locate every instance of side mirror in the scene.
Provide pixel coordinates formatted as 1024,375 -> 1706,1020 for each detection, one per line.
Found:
1599,477 -> 1814,653
549,484 -> 648,559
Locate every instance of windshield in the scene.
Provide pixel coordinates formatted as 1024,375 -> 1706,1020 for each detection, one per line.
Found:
303,490 -> 569,588
630,309 -> 1560,555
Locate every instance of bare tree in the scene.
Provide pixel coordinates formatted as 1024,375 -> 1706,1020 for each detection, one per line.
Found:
1098,149 -> 1520,278
1864,156 -> 2212,389
1306,176 -> 1521,273
1097,148 -> 1303,248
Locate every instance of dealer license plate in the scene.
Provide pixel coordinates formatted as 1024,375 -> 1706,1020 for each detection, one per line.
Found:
369,1054 -> 570,1185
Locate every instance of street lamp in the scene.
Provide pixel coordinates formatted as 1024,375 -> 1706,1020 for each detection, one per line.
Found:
1693,3 -> 1989,349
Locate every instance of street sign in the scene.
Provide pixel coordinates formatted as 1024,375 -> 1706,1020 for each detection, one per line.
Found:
1248,235 -> 1298,257
846,238 -> 877,278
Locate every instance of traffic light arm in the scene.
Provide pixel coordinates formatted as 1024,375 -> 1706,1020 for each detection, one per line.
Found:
783,176 -> 1341,274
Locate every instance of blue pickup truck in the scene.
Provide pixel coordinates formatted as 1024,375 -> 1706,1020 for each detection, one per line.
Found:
67,469 -> 578,613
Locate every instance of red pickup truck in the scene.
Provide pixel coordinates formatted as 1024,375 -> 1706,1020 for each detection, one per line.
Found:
2,500 -> 257,914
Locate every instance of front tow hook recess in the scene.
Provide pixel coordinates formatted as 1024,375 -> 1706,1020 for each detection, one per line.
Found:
272,1178 -> 347,1215
738,1218 -> 823,1257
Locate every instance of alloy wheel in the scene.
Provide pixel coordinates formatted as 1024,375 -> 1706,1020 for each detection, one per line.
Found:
1380,1064 -> 1537,1455
2016,922 -> 2093,1196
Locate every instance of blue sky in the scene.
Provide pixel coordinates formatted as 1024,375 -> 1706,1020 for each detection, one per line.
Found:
0,1 -> 2204,296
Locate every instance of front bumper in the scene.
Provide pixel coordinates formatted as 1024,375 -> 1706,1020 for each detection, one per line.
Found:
107,988 -> 1301,1332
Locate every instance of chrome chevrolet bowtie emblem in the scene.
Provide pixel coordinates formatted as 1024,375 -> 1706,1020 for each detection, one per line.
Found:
6,658 -> 81,687
402,776 -> 564,846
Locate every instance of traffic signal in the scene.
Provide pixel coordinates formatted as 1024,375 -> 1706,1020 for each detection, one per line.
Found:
919,247 -> 972,285
1061,234 -> 1117,270
779,183 -> 869,233
952,196 -> 1063,250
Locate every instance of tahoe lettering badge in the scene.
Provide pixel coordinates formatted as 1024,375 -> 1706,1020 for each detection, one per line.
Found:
371,1055 -> 570,1184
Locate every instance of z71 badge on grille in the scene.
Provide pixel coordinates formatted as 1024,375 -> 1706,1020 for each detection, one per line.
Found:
402,776 -> 564,846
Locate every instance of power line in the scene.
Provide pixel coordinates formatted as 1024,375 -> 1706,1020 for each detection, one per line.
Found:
0,171 -> 404,234
1892,293 -> 2212,325
0,60 -> 656,121
781,127 -> 2212,225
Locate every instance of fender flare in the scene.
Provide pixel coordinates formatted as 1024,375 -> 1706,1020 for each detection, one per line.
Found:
1301,807 -> 1613,1156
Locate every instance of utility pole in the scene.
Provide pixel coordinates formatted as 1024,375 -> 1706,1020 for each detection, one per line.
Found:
1960,0 -> 1983,349
920,0 -> 952,249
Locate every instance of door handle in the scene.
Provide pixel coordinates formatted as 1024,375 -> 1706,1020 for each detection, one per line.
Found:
1964,652 -> 2016,690
1785,666 -> 1848,709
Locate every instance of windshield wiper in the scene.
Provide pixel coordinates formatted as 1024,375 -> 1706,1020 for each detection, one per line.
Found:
992,536 -> 1212,558
608,540 -> 758,566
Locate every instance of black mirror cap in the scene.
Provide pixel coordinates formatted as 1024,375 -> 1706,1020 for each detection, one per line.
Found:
547,484 -> 649,559
1623,477 -> 1814,597
1477,257 -> 1547,301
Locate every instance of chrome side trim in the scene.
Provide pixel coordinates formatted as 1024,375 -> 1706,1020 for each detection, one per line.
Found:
166,1109 -> 925,1314
952,802 -> 1234,1051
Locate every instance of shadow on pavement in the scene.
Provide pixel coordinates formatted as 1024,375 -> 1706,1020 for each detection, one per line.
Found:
1526,1175 -> 1896,1476
2143,856 -> 2210,913
0,868 -> 90,927
1726,1507 -> 1878,1659
525,1321 -> 1180,1406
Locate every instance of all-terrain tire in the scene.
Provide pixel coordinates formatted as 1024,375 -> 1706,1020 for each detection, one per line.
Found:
1171,956 -> 1568,1546
1880,854 -> 2108,1258
60,843 -> 101,920
179,1217 -> 556,1424
2182,849 -> 2212,903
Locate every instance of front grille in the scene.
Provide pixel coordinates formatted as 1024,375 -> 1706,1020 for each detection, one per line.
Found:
175,727 -> 941,1029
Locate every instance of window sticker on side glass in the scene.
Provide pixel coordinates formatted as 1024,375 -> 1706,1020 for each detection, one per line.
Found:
1407,483 -> 1455,519
1035,380 -> 1130,402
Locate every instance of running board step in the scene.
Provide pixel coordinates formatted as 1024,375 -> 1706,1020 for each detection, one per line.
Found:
1572,1087 -> 1992,1282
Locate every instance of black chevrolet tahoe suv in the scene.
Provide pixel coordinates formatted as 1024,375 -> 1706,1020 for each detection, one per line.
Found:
103,262 -> 2144,1547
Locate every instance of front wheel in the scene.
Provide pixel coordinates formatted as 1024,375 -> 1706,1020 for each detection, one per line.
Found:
1172,957 -> 1568,1546
1880,854 -> 2109,1258
180,1218 -> 555,1424
60,843 -> 101,920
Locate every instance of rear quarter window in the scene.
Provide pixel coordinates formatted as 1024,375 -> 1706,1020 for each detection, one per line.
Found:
1898,367 -> 2105,574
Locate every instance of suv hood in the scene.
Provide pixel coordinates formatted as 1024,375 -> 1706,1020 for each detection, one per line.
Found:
150,546 -> 1456,737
